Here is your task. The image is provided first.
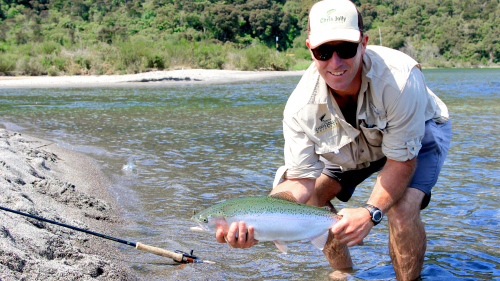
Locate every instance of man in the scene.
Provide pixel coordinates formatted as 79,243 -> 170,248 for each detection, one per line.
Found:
215,0 -> 451,280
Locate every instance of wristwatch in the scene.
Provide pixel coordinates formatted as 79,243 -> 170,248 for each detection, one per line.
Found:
362,204 -> 383,226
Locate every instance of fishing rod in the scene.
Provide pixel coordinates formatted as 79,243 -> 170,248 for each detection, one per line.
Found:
0,206 -> 214,264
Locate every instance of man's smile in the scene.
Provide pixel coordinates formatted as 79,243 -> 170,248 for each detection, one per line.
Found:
329,70 -> 347,76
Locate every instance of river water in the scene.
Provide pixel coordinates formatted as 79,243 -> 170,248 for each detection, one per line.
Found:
1,69 -> 499,280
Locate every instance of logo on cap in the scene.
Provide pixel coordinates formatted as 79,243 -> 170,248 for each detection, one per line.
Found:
327,9 -> 336,16
320,15 -> 347,24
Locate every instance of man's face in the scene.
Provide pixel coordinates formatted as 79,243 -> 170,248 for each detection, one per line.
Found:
307,35 -> 369,96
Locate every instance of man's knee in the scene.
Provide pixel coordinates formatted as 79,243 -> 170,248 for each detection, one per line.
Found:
307,174 -> 342,207
387,188 -> 425,225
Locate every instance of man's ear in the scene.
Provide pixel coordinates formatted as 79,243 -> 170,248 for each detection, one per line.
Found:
359,34 -> 369,57
306,39 -> 315,61
362,34 -> 369,47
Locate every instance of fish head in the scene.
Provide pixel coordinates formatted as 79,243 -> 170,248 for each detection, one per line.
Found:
190,213 -> 215,232
190,207 -> 227,233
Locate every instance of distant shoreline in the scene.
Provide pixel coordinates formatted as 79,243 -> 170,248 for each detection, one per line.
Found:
2,67 -> 498,89
0,69 -> 306,88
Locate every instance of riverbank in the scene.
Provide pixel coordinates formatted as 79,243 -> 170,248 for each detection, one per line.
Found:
0,129 -> 136,280
0,69 -> 306,88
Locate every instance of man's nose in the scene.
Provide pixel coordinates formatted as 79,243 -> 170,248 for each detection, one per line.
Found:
328,51 -> 344,68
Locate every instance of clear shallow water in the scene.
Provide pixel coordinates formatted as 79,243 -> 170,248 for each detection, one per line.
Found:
1,69 -> 499,280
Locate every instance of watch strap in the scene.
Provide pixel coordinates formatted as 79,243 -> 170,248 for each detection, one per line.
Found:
362,204 -> 383,226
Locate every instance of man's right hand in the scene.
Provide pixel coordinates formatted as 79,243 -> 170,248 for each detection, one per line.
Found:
216,221 -> 258,249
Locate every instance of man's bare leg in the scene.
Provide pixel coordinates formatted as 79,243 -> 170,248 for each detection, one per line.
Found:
307,174 -> 353,270
387,188 -> 426,281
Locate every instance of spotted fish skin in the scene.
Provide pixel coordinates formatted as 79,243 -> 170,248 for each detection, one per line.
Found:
191,194 -> 339,253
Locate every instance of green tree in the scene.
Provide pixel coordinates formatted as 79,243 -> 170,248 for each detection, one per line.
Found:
208,4 -> 239,42
71,0 -> 90,21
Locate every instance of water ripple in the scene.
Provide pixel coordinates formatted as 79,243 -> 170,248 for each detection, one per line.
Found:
1,71 -> 499,280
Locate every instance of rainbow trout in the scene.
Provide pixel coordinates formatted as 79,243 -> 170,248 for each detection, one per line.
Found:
190,192 -> 340,253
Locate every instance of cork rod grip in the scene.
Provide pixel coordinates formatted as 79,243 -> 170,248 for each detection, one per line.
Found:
135,242 -> 184,262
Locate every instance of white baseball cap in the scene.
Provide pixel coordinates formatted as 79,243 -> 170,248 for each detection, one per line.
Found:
308,0 -> 361,49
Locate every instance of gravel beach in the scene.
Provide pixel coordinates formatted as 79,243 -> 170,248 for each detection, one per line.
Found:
0,129 -> 137,280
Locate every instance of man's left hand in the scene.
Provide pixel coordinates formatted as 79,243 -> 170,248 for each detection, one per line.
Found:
331,207 -> 374,247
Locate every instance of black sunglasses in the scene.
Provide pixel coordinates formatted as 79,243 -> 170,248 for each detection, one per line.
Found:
312,42 -> 360,61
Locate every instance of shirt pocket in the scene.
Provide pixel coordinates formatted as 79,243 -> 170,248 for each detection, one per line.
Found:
315,142 -> 354,168
359,123 -> 384,147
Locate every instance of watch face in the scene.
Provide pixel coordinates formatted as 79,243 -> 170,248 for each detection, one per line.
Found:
373,210 -> 383,222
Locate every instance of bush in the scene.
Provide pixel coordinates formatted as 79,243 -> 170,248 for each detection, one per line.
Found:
291,59 -> 312,70
0,54 -> 16,72
269,53 -> 293,71
143,54 -> 166,69
0,36 -> 300,76
289,47 -> 311,60
164,38 -> 196,67
224,52 -> 244,70
39,41 -> 61,55
75,57 -> 91,70
242,43 -> 273,70
17,56 -> 44,75
115,39 -> 151,72
39,55 -> 65,70
193,43 -> 227,69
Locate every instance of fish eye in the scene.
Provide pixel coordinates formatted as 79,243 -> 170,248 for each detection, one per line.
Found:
202,218 -> 208,223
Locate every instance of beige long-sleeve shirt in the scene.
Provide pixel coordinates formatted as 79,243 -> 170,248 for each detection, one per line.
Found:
274,46 -> 449,186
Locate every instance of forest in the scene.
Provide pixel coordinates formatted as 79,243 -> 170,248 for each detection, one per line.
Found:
0,0 -> 499,75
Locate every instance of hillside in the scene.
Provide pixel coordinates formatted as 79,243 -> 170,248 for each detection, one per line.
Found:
0,0 -> 499,75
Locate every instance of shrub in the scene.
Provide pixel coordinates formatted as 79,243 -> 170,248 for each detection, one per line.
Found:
115,39 -> 150,72
269,53 -> 293,71
75,57 -> 91,70
288,47 -> 311,60
17,56 -> 44,75
143,54 -> 166,69
39,41 -> 61,55
194,43 -> 227,69
223,52 -> 244,70
242,43 -> 272,70
0,54 -> 16,72
291,59 -> 313,70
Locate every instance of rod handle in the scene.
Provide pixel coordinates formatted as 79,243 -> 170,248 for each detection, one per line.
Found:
135,242 -> 184,262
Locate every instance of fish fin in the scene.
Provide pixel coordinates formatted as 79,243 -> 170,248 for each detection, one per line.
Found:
273,240 -> 288,254
309,231 -> 329,251
270,191 -> 298,203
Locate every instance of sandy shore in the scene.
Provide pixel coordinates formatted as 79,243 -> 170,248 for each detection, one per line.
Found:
0,129 -> 137,280
0,69 -> 305,88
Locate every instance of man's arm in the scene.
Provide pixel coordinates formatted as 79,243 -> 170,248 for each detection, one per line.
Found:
270,178 -> 316,203
215,178 -> 316,248
331,158 -> 416,246
367,157 -> 416,213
